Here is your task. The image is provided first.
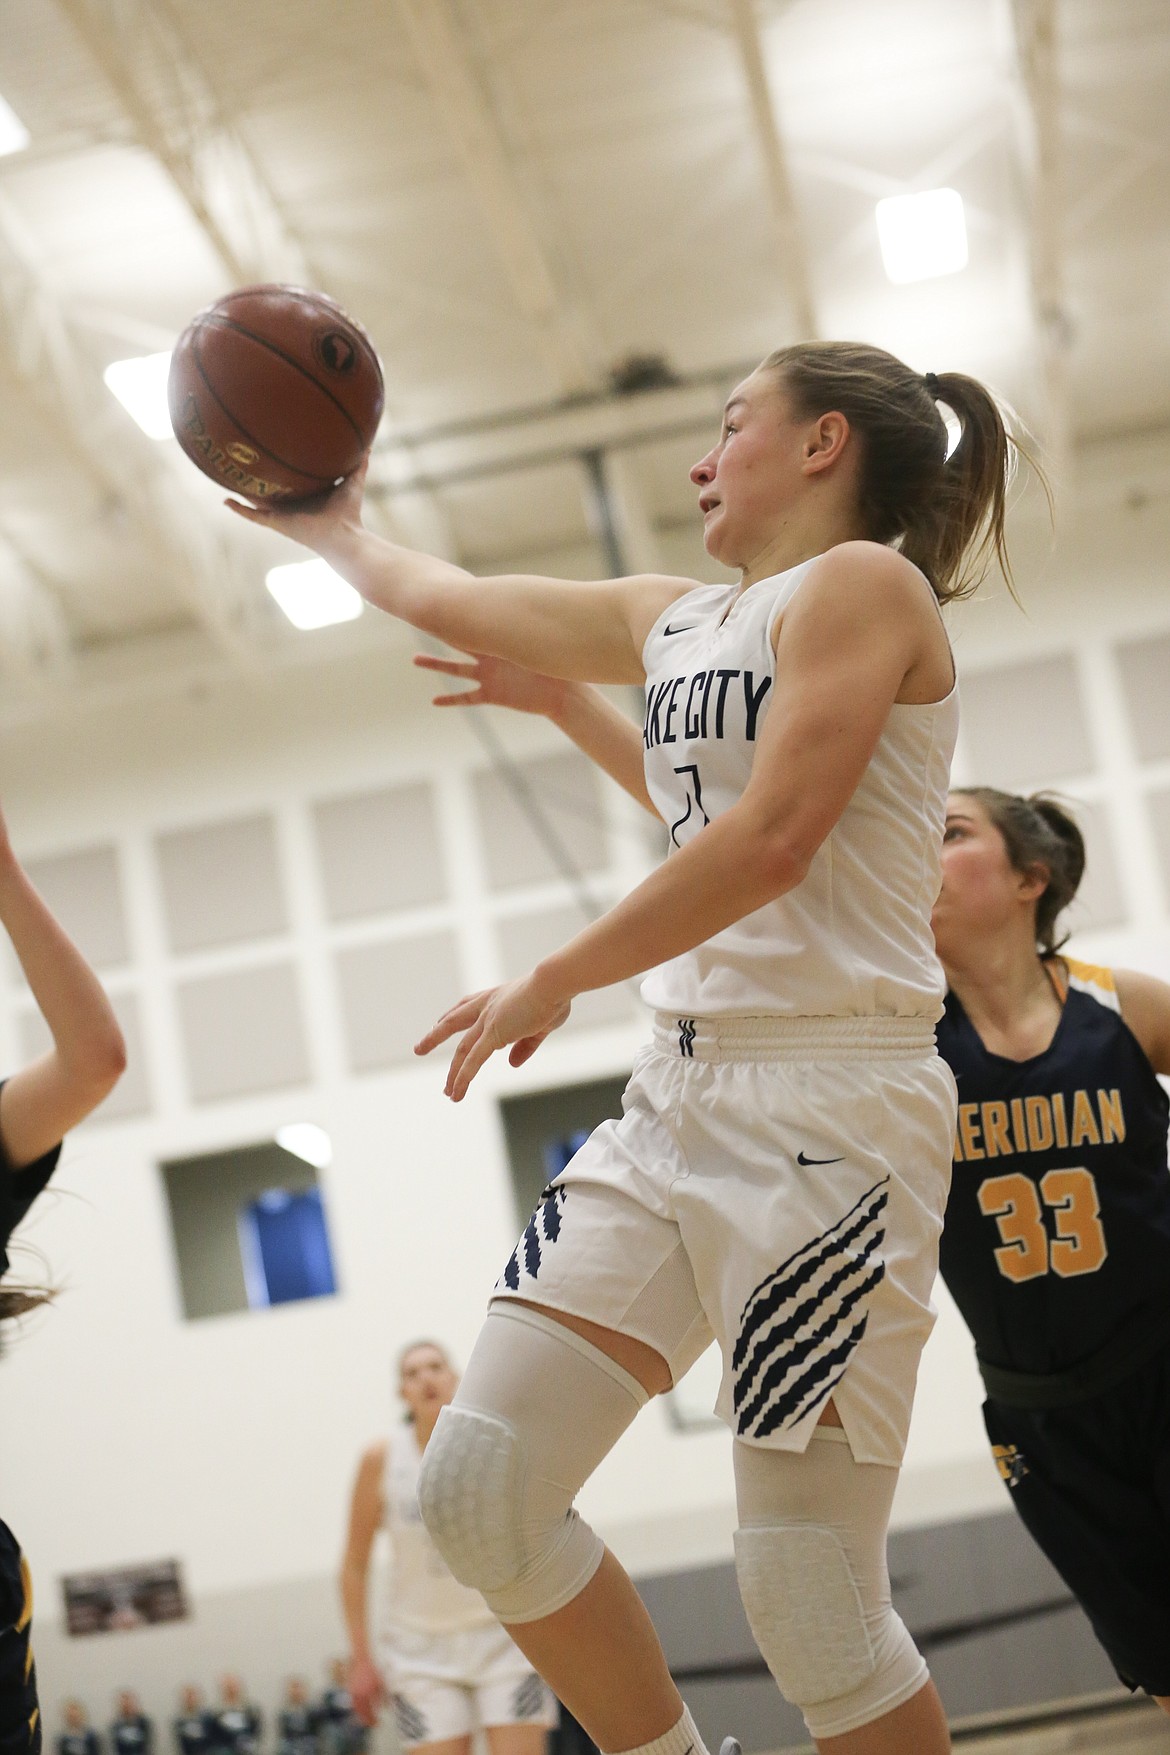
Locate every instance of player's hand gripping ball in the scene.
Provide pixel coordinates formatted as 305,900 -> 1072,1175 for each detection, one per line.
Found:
168,284 -> 384,502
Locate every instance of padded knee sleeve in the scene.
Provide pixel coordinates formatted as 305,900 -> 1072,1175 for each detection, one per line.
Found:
417,1304 -> 647,1624
733,1431 -> 927,1740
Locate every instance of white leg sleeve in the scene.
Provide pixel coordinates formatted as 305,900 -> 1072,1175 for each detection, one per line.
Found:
417,1302 -> 648,1624
732,1429 -> 928,1741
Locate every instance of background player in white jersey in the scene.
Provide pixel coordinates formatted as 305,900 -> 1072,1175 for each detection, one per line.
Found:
339,1339 -> 555,1755
231,341 -> 1031,1755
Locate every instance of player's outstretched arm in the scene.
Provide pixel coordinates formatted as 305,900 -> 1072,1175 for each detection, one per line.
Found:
0,805 -> 126,1167
418,545 -> 935,1099
227,462 -> 689,686
414,651 -> 655,815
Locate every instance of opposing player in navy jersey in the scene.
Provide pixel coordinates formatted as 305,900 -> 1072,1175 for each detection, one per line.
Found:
0,800 -> 126,1755
231,341 -> 1032,1755
933,787 -> 1170,1708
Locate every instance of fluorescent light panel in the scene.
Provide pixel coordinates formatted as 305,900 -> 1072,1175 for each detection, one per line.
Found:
875,188 -> 968,285
0,94 -> 29,157
266,560 -> 363,631
275,1123 -> 333,1170
103,351 -> 174,439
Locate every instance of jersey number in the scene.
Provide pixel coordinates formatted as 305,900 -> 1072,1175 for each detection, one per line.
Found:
977,1168 -> 1108,1282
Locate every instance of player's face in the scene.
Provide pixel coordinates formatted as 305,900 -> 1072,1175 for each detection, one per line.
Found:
398,1344 -> 457,1421
66,1705 -> 87,1731
689,371 -> 809,568
933,795 -> 1035,955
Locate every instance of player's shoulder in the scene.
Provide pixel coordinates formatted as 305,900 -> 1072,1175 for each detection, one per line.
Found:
798,541 -> 935,624
633,573 -> 728,653
1112,967 -> 1170,1074
1062,955 -> 1120,1011
357,1437 -> 388,1476
781,543 -> 939,666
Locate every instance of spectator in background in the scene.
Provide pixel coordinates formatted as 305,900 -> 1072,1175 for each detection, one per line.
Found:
172,1689 -> 213,1755
109,1692 -> 152,1755
57,1703 -> 100,1755
209,1679 -> 259,1755
315,1661 -> 364,1755
275,1680 -> 317,1755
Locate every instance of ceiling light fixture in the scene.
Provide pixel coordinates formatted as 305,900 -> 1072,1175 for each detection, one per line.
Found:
875,188 -> 968,286
103,351 -> 174,439
266,559 -> 363,631
275,1123 -> 334,1169
0,95 -> 29,157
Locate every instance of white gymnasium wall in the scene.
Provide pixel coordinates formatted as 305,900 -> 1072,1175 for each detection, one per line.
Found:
2,432 -> 1170,1722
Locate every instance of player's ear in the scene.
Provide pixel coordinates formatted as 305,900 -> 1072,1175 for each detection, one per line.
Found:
802,411 -> 850,474
1017,860 -> 1050,904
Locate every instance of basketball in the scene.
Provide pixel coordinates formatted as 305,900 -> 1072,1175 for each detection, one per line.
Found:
168,284 -> 385,502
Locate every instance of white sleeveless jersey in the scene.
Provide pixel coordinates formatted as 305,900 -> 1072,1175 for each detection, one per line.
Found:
638,557 -> 958,1021
378,1424 -> 494,1638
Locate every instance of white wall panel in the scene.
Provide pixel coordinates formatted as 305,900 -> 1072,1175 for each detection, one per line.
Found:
313,784 -> 446,920
156,815 -> 287,953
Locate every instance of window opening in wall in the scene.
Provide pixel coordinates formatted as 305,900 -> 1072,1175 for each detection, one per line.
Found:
543,1127 -> 591,1183
498,1076 -> 628,1224
160,1131 -> 339,1321
238,1186 -> 337,1309
498,1075 -> 718,1431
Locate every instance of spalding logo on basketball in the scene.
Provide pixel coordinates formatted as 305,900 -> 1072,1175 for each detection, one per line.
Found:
314,330 -> 358,375
168,284 -> 385,502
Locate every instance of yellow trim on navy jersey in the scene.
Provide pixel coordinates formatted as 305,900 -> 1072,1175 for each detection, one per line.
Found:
1063,957 -> 1120,1014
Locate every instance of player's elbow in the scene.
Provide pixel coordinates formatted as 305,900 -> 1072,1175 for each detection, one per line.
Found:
744,823 -> 812,896
71,1023 -> 128,1102
763,839 -> 812,895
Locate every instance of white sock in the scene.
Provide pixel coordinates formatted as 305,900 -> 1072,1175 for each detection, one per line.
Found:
608,1705 -> 711,1755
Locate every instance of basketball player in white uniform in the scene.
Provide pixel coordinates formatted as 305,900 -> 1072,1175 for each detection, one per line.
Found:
232,341 -> 1034,1755
339,1340 -> 555,1755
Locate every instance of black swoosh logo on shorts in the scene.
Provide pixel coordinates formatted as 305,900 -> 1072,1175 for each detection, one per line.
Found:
796,1151 -> 844,1166
663,622 -> 695,635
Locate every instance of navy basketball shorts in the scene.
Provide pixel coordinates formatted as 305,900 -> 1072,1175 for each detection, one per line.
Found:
493,1012 -> 956,1466
0,1520 -> 39,1755
984,1345 -> 1170,1697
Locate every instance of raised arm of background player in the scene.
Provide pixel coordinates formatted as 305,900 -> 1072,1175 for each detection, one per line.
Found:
337,1444 -> 388,1728
413,650 -> 655,816
0,800 -> 125,1170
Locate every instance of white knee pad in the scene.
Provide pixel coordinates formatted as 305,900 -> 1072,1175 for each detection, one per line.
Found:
733,1431 -> 927,1740
417,1303 -> 647,1624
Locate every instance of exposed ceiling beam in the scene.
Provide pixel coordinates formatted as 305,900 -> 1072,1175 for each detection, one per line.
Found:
1006,0 -> 1071,475
54,0 -> 457,567
396,0 -> 594,396
726,0 -> 818,341
55,0 -> 310,287
0,524 -> 73,691
395,0 -> 668,573
0,183 -> 257,667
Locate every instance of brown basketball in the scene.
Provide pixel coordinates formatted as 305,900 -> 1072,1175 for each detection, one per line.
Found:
168,284 -> 385,502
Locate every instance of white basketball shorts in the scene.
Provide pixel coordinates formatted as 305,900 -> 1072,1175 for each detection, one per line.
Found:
382,1619 -> 556,1746
494,1013 -> 957,1467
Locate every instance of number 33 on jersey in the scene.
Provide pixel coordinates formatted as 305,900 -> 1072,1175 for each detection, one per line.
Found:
937,959 -> 1170,1378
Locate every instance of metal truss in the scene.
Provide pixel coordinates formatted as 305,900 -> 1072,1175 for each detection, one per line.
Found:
0,180 -> 258,669
726,0 -> 819,341
396,0 -> 668,574
1006,0 -> 1071,475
